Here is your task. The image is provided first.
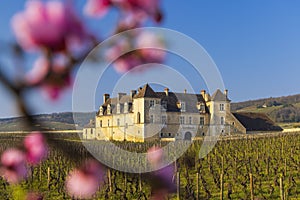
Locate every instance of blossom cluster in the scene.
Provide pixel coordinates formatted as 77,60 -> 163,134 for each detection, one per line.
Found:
0,131 -> 47,184
10,0 -> 165,100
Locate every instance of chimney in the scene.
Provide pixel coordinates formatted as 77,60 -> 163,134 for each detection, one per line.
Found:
205,93 -> 209,102
224,89 -> 228,98
103,94 -> 110,103
184,89 -> 187,94
201,90 -> 206,99
130,90 -> 137,98
164,88 -> 169,96
118,93 -> 126,100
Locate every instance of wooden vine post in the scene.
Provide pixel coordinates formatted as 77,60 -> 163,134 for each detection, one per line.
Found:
107,168 -> 112,193
176,171 -> 180,200
196,172 -> 199,200
220,173 -> 224,200
279,176 -> 284,200
47,167 -> 50,189
249,173 -> 254,200
139,173 -> 142,192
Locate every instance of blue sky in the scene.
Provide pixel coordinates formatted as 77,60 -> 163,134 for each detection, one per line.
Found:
1,0 -> 300,118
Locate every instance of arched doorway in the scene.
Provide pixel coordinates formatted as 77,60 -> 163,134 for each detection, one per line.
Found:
184,132 -> 192,141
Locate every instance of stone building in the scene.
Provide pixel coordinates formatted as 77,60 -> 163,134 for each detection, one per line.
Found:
83,84 -> 282,142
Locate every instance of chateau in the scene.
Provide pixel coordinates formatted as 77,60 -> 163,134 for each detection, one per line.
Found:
83,84 -> 282,142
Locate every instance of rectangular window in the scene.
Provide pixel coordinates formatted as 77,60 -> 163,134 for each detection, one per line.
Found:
108,120 -> 110,127
100,120 -> 102,127
188,116 -> 192,124
150,100 -> 155,108
200,117 -> 204,125
221,117 -> 224,125
161,115 -> 167,124
220,104 -> 224,111
150,115 -> 154,123
180,116 -> 185,124
117,118 -> 120,126
181,102 -> 186,112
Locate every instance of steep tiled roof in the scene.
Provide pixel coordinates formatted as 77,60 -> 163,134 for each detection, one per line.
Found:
156,92 -> 209,113
99,84 -> 210,114
211,89 -> 230,101
134,84 -> 158,98
233,112 -> 283,132
100,95 -> 133,115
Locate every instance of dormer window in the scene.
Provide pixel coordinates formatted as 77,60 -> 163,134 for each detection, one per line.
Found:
107,104 -> 111,115
99,106 -> 103,116
177,101 -> 186,112
197,102 -> 205,112
124,102 -> 128,113
181,102 -> 186,112
200,104 -> 205,112
117,103 -> 120,114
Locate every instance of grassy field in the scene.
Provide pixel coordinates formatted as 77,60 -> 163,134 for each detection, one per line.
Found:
0,132 -> 299,199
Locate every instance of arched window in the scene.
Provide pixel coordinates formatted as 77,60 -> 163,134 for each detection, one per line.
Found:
137,112 -> 141,124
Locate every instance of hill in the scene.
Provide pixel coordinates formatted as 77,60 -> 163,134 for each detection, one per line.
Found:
0,112 -> 95,131
231,94 -> 300,123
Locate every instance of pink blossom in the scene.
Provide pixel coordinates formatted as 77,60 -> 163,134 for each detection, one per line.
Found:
128,0 -> 162,23
84,0 -> 111,18
84,0 -> 162,23
65,160 -> 104,199
147,146 -> 163,168
25,57 -> 50,85
136,31 -> 166,63
42,73 -> 72,101
107,31 -> 166,73
0,148 -> 28,184
24,131 -> 48,165
11,0 -> 87,52
113,55 -> 142,73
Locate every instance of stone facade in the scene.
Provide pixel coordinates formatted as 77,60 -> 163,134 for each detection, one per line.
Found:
83,84 -> 249,142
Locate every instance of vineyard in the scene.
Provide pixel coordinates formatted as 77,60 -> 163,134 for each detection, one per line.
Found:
0,132 -> 299,199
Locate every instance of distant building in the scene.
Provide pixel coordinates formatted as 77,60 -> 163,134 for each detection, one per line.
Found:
83,84 -> 282,142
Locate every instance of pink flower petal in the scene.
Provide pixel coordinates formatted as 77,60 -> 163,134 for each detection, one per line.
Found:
24,132 -> 48,165
0,148 -> 28,184
11,1 -> 87,52
84,0 -> 111,18
65,160 -> 104,199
